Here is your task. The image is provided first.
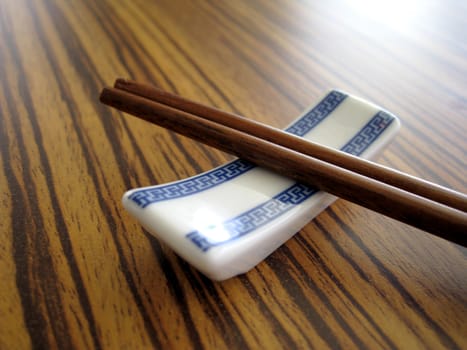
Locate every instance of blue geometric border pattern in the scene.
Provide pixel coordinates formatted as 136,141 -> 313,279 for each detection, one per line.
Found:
340,111 -> 394,156
285,90 -> 347,136
187,184 -> 318,252
128,159 -> 255,208
187,110 -> 395,251
128,90 -> 347,208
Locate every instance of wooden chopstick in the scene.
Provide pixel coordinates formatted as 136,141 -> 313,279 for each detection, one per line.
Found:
99,84 -> 467,247
114,78 -> 467,213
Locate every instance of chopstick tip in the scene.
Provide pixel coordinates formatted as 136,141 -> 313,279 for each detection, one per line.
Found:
114,78 -> 131,89
99,86 -> 115,104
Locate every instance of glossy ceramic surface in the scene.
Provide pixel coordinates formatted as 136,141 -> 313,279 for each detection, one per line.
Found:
123,91 -> 400,280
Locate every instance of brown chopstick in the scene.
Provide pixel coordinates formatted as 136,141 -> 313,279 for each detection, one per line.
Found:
114,78 -> 467,213
99,84 -> 467,247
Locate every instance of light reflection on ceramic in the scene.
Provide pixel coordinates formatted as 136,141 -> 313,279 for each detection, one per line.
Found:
122,91 -> 400,280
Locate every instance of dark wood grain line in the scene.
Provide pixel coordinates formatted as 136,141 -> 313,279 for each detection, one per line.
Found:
146,239 -> 205,349
0,93 -> 47,349
167,133 -> 205,174
152,232 -> 305,348
167,124 -> 232,171
42,0 -> 142,190
389,40 -> 466,94
128,1 -> 241,115
248,0 -> 313,37
192,143 -> 232,171
51,0 -> 172,188
399,95 -> 466,145
42,6 -> 243,346
83,1 -> 141,83
238,274 -> 305,349
326,208 -> 462,350
317,209 -> 430,344
115,4 -> 243,183
203,0 -> 335,91
250,268 -> 319,348
280,245 -> 372,350
167,114 -> 233,172
21,4 -> 127,349
179,265 -> 251,349
91,0 -> 230,185
219,281 -> 264,346
402,111 -> 467,159
213,0 -> 376,110
82,0 -> 203,186
394,135 -> 467,188
158,143 -> 188,180
123,0 -> 284,174
112,0 -> 236,172
117,0 -> 216,108
0,18 -> 75,350
86,0 -> 178,93
388,102 -> 466,162
382,144 -> 465,194
220,34 -> 305,110
391,140 -> 466,188
393,98 -> 465,154
294,230 -> 398,349
37,1 -> 165,347
265,254 -> 347,349
69,305 -> 93,350
115,235 -> 175,347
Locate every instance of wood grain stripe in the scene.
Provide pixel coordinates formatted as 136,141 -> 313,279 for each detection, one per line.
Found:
293,232 -> 398,349
38,5 -> 242,347
126,0 -> 240,113
0,16 -> 76,349
99,0 -> 235,173
238,274 -> 304,348
147,239 -> 204,349
30,1 -> 164,347
326,209 -> 462,349
85,0 -> 177,93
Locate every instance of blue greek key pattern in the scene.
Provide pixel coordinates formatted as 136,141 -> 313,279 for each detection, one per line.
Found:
129,90 -> 347,208
129,159 -> 255,208
286,90 -> 347,136
187,110 -> 395,251
340,111 -> 394,156
187,184 -> 317,252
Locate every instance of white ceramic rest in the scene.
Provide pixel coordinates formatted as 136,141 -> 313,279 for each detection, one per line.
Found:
123,91 -> 401,280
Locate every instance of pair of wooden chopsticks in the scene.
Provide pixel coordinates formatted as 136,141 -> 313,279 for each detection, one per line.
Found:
100,79 -> 467,247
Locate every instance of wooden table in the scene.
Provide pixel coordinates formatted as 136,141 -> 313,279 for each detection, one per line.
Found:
1,0 -> 466,349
